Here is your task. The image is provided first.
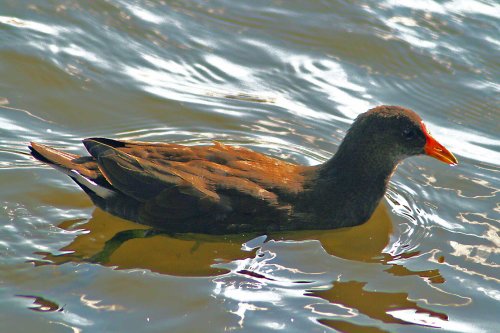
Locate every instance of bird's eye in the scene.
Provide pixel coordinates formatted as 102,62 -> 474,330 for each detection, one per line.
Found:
402,128 -> 416,140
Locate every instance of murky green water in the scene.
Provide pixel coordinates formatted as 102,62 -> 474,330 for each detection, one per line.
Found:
1,1 -> 498,332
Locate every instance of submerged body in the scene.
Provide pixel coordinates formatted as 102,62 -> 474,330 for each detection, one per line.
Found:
29,106 -> 457,234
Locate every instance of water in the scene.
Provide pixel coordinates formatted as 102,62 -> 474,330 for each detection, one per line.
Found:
0,1 -> 499,332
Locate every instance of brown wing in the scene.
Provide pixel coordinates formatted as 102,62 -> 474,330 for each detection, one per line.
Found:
31,138 -> 314,232
82,138 -> 313,229
83,138 -> 309,197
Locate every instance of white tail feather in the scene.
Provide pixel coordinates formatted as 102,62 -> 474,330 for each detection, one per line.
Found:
68,170 -> 115,199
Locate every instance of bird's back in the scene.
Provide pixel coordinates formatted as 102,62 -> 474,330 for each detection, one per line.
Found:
31,138 -> 315,233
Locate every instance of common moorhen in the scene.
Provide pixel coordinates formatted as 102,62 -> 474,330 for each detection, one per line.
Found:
29,105 -> 457,234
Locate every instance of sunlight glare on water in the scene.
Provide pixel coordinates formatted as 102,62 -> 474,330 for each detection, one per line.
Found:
0,0 -> 499,332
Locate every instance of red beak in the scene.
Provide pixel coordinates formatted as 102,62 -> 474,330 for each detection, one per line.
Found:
421,122 -> 458,166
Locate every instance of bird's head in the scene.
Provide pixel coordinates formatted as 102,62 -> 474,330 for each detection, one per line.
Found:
350,105 -> 458,166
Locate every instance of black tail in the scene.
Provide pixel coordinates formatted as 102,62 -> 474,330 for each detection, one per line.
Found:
29,142 -> 115,200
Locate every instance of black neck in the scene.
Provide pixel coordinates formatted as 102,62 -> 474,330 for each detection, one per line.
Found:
303,137 -> 399,228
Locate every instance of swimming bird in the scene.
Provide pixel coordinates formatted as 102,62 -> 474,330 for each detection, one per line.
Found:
29,105 -> 457,234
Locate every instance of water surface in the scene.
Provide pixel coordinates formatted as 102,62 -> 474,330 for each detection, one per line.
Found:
0,1 -> 499,332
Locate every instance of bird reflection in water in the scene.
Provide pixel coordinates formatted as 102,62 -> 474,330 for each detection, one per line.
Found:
29,201 -> 455,331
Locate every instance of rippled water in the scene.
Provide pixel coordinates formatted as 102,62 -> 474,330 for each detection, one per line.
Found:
1,1 -> 499,332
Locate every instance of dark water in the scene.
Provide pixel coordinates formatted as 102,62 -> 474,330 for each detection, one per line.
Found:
1,1 -> 499,332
